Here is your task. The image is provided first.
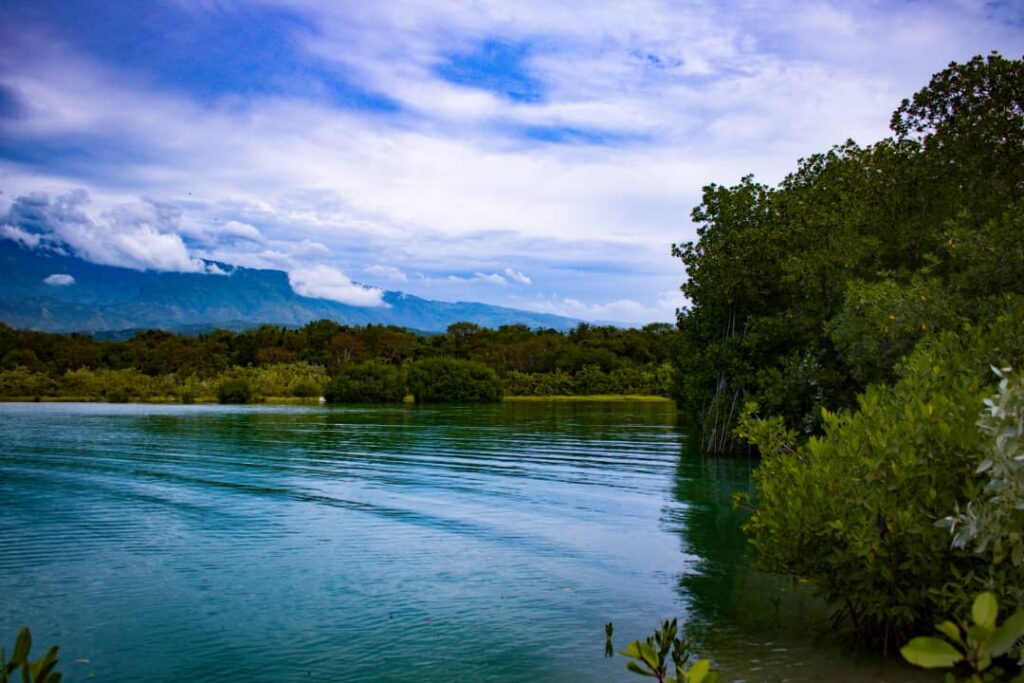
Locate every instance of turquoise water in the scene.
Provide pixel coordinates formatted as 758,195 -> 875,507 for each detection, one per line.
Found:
0,402 -> 924,682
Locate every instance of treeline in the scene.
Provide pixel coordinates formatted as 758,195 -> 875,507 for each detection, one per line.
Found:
674,53 -> 1024,647
0,320 -> 676,401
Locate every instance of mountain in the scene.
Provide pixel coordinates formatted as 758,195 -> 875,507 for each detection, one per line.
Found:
0,240 -> 579,333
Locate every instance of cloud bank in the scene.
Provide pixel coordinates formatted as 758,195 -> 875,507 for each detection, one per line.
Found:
0,0 -> 1021,322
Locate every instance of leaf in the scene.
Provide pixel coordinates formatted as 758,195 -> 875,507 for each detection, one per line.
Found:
972,592 -> 998,630
935,621 -> 963,646
638,642 -> 661,669
688,658 -> 711,683
620,642 -> 643,660
12,629 -> 30,665
626,661 -> 654,677
990,610 -> 1024,657
900,636 -> 963,669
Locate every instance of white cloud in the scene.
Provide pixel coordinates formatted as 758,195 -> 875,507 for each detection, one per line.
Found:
447,272 -> 507,285
0,2 -> 1020,315
1,191 -> 204,272
288,264 -> 385,307
504,267 -> 532,285
518,288 -> 685,325
365,264 -> 408,281
0,225 -> 41,248
43,273 -> 75,286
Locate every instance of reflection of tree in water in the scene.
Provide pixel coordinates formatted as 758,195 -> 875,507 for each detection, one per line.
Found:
669,443 -> 833,649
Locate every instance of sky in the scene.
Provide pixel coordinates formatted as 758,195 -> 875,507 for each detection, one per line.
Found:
0,1 -> 1021,324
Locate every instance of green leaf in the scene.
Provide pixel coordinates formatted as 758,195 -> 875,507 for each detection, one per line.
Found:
688,658 -> 711,683
638,642 -> 660,669
12,629 -> 30,665
900,636 -> 963,669
990,610 -> 1024,657
626,661 -> 654,677
935,621 -> 963,646
620,642 -> 643,660
972,592 -> 998,630
31,647 -> 59,683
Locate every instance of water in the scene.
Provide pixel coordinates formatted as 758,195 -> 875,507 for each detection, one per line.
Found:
0,402 -> 926,682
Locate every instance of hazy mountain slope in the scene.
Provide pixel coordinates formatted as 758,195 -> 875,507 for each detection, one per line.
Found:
0,240 -> 578,333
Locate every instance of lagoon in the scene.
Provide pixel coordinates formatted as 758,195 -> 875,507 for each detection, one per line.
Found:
0,402 -> 923,681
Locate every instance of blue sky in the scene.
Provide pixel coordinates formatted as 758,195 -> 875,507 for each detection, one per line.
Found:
0,1 -> 1022,323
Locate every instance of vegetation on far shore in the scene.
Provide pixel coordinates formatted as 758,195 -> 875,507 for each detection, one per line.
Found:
0,319 -> 677,403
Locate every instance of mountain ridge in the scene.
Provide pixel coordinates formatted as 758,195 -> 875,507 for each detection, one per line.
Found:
0,239 -> 580,333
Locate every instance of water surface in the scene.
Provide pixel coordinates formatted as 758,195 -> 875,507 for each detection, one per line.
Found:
0,402 -> 923,681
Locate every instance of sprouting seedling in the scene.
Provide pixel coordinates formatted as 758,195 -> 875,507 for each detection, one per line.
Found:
1,627 -> 62,683
618,618 -> 717,683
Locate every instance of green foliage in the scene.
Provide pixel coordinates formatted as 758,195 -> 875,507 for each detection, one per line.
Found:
241,362 -> 328,399
216,377 -> 252,404
740,301 -> 1024,642
672,53 -> 1024,453
616,619 -> 717,683
0,367 -> 56,399
900,592 -> 1024,681
0,320 -> 677,402
324,361 -> 405,403
2,627 -> 62,683
408,357 -> 502,403
828,275 -> 965,387
943,367 -> 1024,568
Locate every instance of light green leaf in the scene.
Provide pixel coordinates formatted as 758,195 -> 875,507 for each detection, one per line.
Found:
688,658 -> 711,683
900,636 -> 963,669
990,610 -> 1024,657
935,621 -> 963,646
972,592 -> 998,630
638,642 -> 660,669
620,642 -> 643,660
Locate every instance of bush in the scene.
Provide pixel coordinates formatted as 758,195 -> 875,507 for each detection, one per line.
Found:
217,377 -> 252,404
408,357 -> 502,403
0,367 -> 56,399
739,297 -> 1024,643
324,361 -> 405,403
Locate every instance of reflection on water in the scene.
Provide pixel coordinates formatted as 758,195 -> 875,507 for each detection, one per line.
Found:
0,402 -> 926,682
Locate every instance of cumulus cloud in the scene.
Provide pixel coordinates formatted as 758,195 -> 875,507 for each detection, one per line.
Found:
365,264 -> 407,281
504,267 -> 531,285
288,264 -> 385,307
0,191 -> 204,272
43,273 -> 74,286
447,272 -> 507,285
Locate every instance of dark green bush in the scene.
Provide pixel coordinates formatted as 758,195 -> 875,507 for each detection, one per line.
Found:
408,357 -> 502,403
216,377 -> 252,404
739,297 -> 1024,643
324,361 -> 405,403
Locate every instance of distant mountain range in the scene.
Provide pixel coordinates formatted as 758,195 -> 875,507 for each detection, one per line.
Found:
0,240 -> 579,334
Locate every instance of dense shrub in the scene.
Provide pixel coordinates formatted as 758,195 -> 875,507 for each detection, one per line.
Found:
217,377 -> 252,404
739,298 -> 1024,643
243,362 -> 327,398
0,367 -> 56,399
408,357 -> 502,403
324,361 -> 405,403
